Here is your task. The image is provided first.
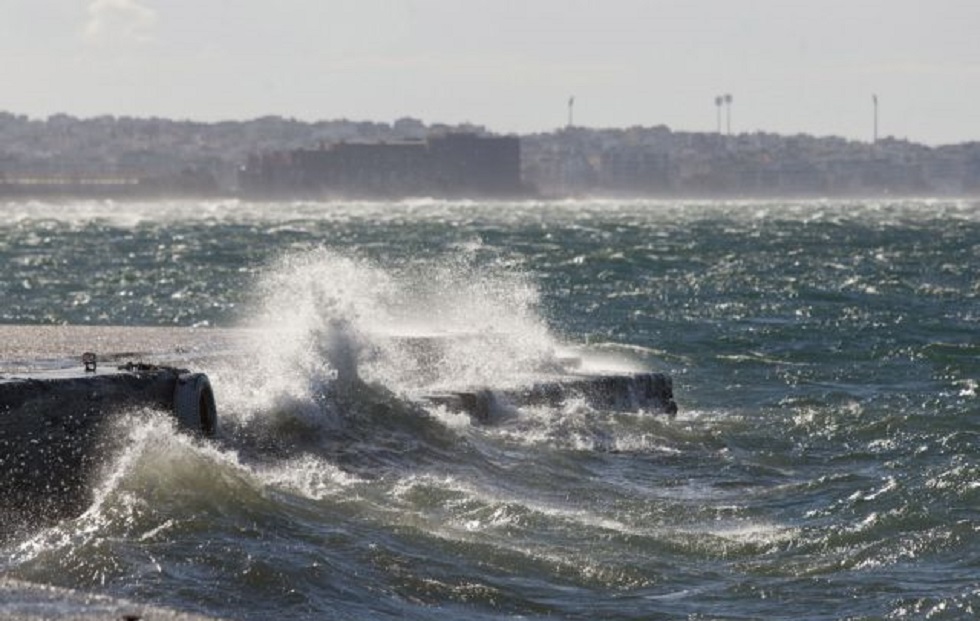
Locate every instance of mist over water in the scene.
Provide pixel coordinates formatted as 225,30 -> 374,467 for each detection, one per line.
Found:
1,198 -> 978,619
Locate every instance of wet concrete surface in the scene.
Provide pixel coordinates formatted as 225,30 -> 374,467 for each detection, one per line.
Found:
0,325 -> 243,375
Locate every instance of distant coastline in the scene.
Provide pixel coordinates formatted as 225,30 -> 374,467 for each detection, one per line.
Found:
1,112 -> 977,200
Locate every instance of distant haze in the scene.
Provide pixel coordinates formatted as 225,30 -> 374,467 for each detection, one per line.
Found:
2,0 -> 978,145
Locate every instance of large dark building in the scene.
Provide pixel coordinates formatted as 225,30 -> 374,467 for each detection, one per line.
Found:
240,133 -> 523,198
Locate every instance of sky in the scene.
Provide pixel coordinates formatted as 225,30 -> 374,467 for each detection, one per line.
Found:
2,0 -> 978,145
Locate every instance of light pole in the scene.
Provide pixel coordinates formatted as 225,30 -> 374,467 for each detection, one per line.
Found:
872,94 -> 878,144
724,94 -> 733,135
715,96 -> 723,133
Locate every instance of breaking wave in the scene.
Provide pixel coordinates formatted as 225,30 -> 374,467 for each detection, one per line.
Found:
3,199 -> 978,620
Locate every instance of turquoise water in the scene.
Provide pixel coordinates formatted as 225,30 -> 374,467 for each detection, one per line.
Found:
1,198 -> 978,619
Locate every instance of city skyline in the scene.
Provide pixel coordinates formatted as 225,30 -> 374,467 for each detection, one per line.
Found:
2,0 -> 978,146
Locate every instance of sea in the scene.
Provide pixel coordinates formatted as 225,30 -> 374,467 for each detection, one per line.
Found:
0,197 -> 978,620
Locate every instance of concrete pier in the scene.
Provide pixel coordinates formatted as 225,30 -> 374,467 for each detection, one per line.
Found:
0,325 -> 676,619
0,326 -> 229,621
0,325 -> 229,527
0,364 -> 216,527
0,324 -> 242,375
0,324 -> 677,522
424,371 -> 677,423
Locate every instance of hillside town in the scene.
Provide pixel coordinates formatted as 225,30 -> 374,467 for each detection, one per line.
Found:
1,111 -> 978,199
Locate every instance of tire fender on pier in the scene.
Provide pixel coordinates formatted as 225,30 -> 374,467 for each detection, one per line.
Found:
173,373 -> 217,436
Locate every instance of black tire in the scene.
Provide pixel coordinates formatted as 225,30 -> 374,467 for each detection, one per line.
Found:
173,373 -> 217,436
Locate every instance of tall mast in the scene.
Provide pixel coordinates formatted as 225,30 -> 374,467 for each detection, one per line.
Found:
872,94 -> 878,144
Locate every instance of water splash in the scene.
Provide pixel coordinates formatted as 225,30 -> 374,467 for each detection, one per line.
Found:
208,247 -> 578,433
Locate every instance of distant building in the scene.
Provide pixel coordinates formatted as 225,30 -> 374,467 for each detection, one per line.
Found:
600,146 -> 670,193
239,133 -> 524,198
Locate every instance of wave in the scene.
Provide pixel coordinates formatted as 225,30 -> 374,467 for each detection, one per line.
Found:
6,235 -> 977,619
202,246 -> 653,432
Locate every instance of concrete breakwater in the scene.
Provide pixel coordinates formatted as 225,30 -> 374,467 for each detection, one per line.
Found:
0,325 -> 232,528
0,325 -> 676,526
0,365 -> 216,527
0,324 -> 676,619
427,372 -> 676,423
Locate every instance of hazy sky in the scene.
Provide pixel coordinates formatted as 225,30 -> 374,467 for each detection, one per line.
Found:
3,0 -> 978,144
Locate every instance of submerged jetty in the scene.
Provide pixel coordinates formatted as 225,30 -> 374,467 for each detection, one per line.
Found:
0,325 -> 676,526
0,324 -> 676,618
426,371 -> 676,423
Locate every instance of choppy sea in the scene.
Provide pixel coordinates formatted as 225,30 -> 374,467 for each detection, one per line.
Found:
1,198 -> 978,620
